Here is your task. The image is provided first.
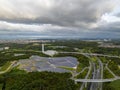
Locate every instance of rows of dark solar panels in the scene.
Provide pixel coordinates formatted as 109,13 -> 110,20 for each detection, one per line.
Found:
21,55 -> 78,73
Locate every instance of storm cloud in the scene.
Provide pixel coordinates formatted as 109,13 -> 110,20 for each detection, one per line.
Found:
0,0 -> 120,38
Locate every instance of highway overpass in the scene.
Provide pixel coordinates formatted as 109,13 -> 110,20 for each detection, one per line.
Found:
74,78 -> 120,82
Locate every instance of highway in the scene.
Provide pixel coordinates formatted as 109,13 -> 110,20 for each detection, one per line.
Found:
88,58 -> 103,90
80,61 -> 92,90
74,78 -> 120,82
75,59 -> 120,83
59,52 -> 120,58
63,51 -> 120,90
98,58 -> 103,90
1,49 -> 119,90
79,54 -> 102,90
28,49 -> 119,90
74,58 -> 120,90
9,50 -> 120,58
89,62 -> 97,90
85,55 -> 101,90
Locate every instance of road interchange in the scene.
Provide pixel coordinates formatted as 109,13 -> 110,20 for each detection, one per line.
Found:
59,51 -> 120,90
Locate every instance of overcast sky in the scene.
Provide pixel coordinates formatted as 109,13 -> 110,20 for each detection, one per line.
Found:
0,0 -> 120,39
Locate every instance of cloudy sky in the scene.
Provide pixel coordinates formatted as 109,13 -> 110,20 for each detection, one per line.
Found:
0,0 -> 120,39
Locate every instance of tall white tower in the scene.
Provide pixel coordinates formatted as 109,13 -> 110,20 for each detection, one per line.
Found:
42,44 -> 45,52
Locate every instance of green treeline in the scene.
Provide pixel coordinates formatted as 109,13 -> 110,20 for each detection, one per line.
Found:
0,50 -> 48,66
0,70 -> 77,90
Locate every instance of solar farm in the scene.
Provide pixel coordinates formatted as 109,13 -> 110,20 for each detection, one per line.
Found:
17,55 -> 79,72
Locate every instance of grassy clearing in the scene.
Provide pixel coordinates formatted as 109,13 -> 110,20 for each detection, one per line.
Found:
103,80 -> 120,90
76,63 -> 83,72
76,68 -> 89,79
90,57 -> 97,62
103,68 -> 114,79
0,62 -> 11,71
118,65 -> 120,69
0,84 -> 3,90
58,66 -> 75,71
108,80 -> 120,90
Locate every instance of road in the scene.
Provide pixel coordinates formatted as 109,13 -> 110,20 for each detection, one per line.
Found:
79,54 -> 101,90
73,53 -> 119,90
0,50 -> 119,90
80,61 -> 92,90
87,57 -> 103,90
74,78 -> 120,82
105,62 -> 118,78
3,50 -> 119,90
89,62 -> 97,90
84,55 -> 100,90
0,61 -> 16,74
98,58 -> 103,90
57,51 -> 120,90
59,52 -> 120,58
74,67 -> 89,77
75,56 -> 120,90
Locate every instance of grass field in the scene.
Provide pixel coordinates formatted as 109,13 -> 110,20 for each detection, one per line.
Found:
103,68 -> 114,79
58,66 -> 76,71
104,80 -> 120,90
0,84 -> 2,90
118,65 -> 120,69
0,62 -> 11,71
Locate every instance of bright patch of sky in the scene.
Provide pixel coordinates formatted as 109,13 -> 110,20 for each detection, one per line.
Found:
101,6 -> 120,23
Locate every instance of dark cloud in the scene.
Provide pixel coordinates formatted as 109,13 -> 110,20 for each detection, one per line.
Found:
0,0 -> 120,39
0,0 -> 116,28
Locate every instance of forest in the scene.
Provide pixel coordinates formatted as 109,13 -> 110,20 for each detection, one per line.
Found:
0,69 -> 78,90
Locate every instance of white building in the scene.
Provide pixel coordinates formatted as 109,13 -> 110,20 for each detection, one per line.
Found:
43,50 -> 58,56
4,47 -> 10,50
41,44 -> 57,56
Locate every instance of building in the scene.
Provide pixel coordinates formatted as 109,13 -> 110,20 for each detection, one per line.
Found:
4,47 -> 10,50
